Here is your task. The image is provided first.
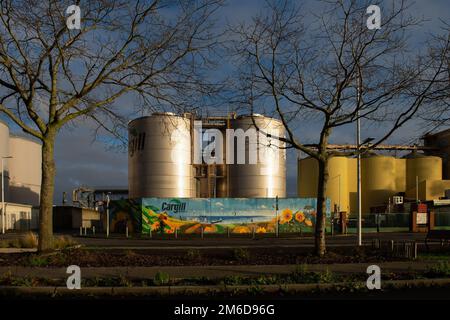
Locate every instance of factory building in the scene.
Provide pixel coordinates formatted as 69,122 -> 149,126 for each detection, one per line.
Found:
0,119 -> 41,231
128,112 -> 286,199
298,151 -> 450,217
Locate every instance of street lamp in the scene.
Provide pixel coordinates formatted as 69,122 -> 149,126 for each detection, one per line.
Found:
106,193 -> 111,237
1,156 -> 13,234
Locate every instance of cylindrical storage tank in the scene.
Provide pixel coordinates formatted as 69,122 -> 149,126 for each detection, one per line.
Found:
228,114 -> 286,198
8,136 -> 42,206
297,157 -> 318,198
327,157 -> 349,213
128,113 -> 194,198
298,157 -> 350,213
405,152 -> 442,191
0,120 -> 10,201
361,155 -> 397,213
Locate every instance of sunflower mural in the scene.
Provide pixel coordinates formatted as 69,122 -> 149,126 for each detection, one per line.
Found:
109,197 -> 328,235
280,208 -> 293,224
276,207 -> 317,233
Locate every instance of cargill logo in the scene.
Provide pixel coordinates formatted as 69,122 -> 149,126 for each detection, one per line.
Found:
161,200 -> 186,213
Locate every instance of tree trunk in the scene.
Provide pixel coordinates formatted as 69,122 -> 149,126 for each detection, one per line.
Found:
315,156 -> 329,257
38,132 -> 56,252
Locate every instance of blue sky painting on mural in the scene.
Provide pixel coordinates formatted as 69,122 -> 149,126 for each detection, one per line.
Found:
106,197 -> 331,234
108,197 -> 331,234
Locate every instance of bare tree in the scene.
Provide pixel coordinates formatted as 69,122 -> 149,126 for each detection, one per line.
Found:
229,0 -> 449,256
418,24 -> 450,132
0,0 -> 222,251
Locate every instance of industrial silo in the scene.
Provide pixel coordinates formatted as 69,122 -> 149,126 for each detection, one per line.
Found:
327,157 -> 350,213
8,136 -> 42,206
361,155 -> 398,213
228,114 -> 286,198
0,120 -> 10,201
297,157 -> 318,198
405,152 -> 442,191
298,156 -> 351,213
128,113 -> 195,198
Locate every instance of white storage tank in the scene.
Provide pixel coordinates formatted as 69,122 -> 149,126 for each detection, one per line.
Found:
8,135 -> 42,206
128,113 -> 195,198
228,114 -> 286,198
0,120 -> 10,201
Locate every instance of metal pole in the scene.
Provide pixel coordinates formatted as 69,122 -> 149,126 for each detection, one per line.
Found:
275,195 -> 279,237
106,194 -> 110,238
1,158 -> 4,234
416,175 -> 419,203
357,74 -> 362,247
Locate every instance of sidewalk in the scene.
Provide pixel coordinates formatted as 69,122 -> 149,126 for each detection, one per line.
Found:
0,261 -> 439,280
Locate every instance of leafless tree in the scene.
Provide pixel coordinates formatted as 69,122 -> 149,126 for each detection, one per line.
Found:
418,24 -> 450,132
229,0 -> 449,256
0,0 -> 223,251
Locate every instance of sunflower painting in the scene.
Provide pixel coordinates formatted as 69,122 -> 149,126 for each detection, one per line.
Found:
295,211 -> 305,223
280,208 -> 293,224
111,198 -> 328,235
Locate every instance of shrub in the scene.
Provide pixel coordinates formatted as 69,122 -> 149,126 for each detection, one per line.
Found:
20,232 -> 38,248
153,271 -> 170,286
8,239 -> 21,248
233,248 -> 250,261
54,235 -> 78,249
28,255 -> 49,267
186,249 -> 201,261
425,261 -> 450,278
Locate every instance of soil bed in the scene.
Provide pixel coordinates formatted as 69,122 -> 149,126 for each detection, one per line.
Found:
0,246 -> 413,267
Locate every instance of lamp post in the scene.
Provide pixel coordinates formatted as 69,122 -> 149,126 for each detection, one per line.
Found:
1,156 -> 13,234
106,193 -> 111,237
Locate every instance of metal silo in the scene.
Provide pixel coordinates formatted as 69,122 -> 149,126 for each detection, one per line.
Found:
228,114 -> 286,198
0,120 -> 10,201
361,155 -> 398,213
405,152 -> 442,191
298,156 -> 351,213
326,157 -> 350,213
297,157 -> 318,198
128,113 -> 194,198
8,136 -> 42,206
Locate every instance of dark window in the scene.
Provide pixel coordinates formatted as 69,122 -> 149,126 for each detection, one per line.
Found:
137,133 -> 142,151
140,132 -> 146,150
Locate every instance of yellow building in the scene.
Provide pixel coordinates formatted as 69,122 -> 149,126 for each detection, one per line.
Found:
298,153 -> 449,217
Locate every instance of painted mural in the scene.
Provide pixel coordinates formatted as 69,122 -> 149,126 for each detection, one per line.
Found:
109,198 -> 331,234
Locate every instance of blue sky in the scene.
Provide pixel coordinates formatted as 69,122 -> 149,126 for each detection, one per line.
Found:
4,0 -> 449,203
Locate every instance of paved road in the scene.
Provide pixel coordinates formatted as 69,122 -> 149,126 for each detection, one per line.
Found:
73,232 -> 426,249
0,232 -> 428,250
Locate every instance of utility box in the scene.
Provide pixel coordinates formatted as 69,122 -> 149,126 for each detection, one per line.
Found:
409,203 -> 434,232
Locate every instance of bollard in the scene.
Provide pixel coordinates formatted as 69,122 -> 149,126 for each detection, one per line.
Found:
126,226 -> 129,238
413,242 -> 418,259
92,226 -> 95,235
84,227 -> 87,236
390,240 -> 394,253
79,227 -> 82,236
